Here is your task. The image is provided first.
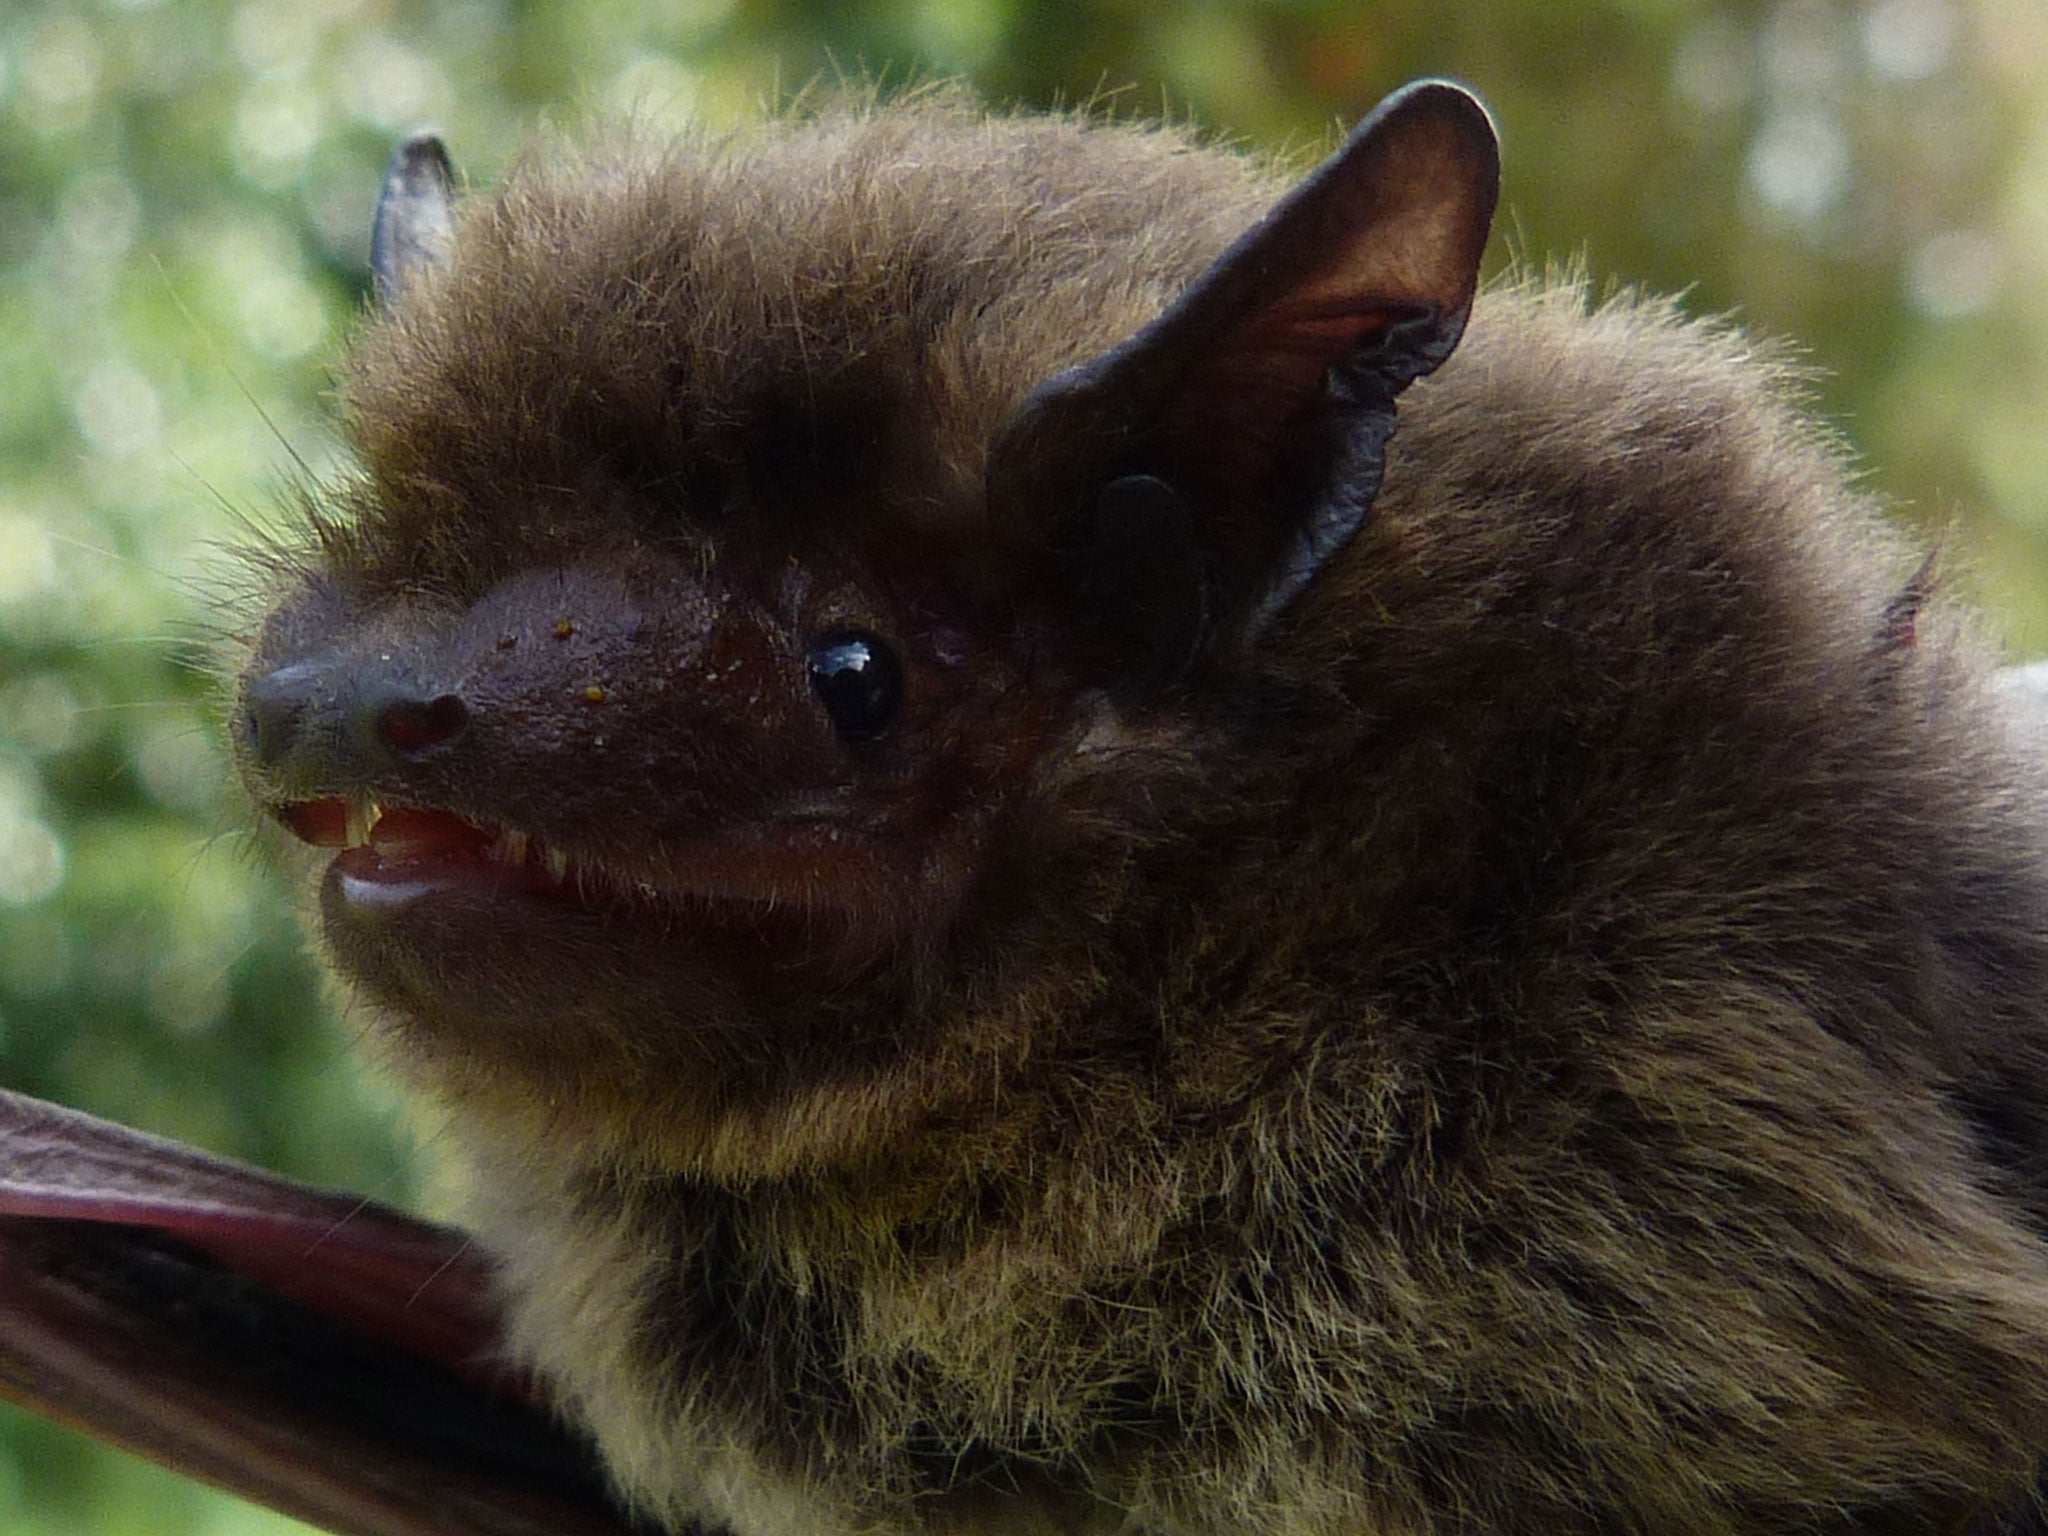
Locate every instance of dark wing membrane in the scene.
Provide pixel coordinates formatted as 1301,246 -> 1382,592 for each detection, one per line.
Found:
0,1088 -> 653,1536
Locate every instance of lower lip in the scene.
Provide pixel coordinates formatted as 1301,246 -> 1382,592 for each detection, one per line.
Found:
333,865 -> 470,911
329,841 -> 577,909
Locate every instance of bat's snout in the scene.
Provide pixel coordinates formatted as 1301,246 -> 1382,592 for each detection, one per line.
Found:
241,654 -> 470,798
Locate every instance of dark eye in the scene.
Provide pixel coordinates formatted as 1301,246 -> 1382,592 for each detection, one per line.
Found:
805,629 -> 902,742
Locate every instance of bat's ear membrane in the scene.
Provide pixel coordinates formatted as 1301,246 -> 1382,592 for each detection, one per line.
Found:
995,81 -> 1499,691
370,132 -> 456,308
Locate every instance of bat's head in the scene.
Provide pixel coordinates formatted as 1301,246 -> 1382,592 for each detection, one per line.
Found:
231,85 -> 1498,1176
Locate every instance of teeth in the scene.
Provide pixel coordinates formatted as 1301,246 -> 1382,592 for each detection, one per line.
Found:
542,846 -> 570,883
490,828 -> 532,866
345,800 -> 379,847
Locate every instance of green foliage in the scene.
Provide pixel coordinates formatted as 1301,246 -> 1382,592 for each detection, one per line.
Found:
0,2 -> 2042,1531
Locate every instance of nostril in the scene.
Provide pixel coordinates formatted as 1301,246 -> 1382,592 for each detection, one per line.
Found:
376,692 -> 469,756
243,657 -> 467,788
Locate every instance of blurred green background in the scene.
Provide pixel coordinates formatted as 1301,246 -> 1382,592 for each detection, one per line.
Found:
0,0 -> 2044,1531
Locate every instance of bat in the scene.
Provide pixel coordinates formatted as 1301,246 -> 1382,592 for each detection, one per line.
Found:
10,75 -> 2048,1536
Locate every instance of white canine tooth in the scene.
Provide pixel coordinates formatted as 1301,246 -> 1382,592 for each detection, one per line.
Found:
542,846 -> 570,883
495,828 -> 531,866
344,800 -> 377,847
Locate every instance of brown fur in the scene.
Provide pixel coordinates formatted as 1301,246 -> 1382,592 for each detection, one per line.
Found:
236,92 -> 2048,1534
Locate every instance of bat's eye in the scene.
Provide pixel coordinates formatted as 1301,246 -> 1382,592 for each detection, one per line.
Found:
805,629 -> 902,742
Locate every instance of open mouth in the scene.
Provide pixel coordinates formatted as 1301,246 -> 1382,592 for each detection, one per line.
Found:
272,798 -> 622,921
275,799 -> 600,907
266,797 -> 907,935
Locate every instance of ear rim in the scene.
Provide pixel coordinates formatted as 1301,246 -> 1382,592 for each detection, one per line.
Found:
370,132 -> 457,309
1025,80 -> 1499,443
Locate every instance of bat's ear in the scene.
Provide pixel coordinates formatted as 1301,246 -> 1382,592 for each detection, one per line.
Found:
371,132 -> 456,307
994,80 -> 1498,691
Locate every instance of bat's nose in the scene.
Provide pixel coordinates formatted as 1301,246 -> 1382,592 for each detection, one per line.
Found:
242,656 -> 469,793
